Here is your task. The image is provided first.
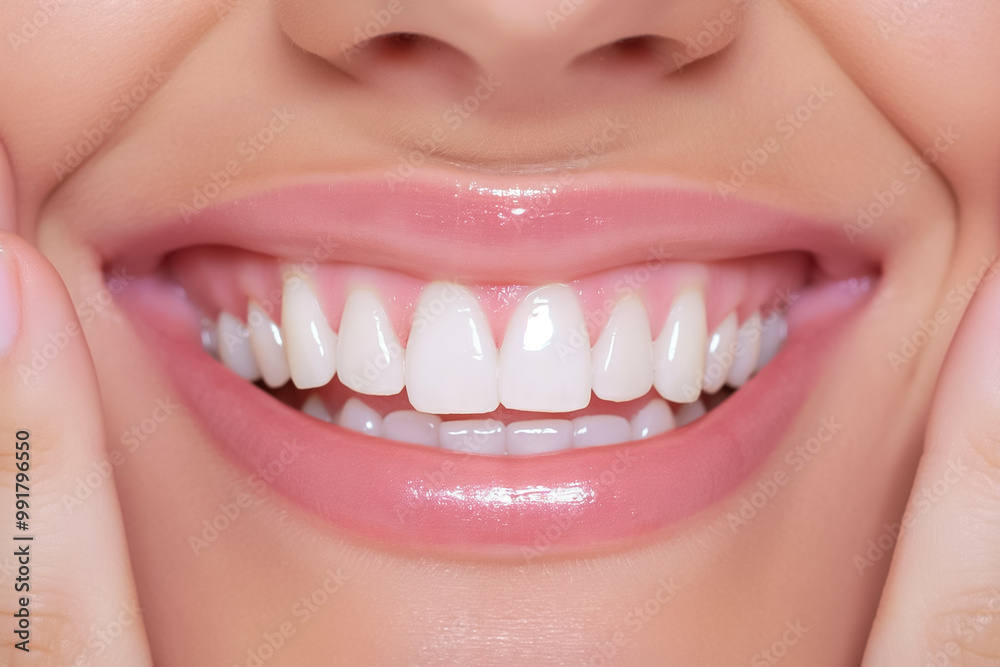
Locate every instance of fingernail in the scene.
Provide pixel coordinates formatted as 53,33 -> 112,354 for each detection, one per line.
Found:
0,243 -> 20,356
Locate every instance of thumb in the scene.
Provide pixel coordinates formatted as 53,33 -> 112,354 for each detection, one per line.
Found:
863,259 -> 1000,665
0,232 -> 153,665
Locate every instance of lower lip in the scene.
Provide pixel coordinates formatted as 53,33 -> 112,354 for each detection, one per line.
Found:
122,277 -> 856,555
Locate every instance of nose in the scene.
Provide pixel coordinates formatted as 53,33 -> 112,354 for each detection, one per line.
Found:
276,0 -> 748,104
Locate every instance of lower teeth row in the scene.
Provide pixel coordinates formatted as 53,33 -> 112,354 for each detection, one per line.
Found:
298,395 -> 710,455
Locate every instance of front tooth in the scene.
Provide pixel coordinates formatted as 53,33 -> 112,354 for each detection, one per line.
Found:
498,285 -> 592,412
652,289 -> 707,404
405,283 -> 499,414
571,415 -> 631,448
300,394 -> 333,422
336,288 -> 405,396
217,311 -> 262,381
674,399 -> 706,427
383,410 -> 441,446
337,397 -> 383,436
439,420 -> 506,455
247,302 -> 291,388
727,312 -> 762,387
591,295 -> 654,402
701,311 -> 738,394
631,399 -> 675,440
506,419 -> 573,455
755,311 -> 787,371
281,275 -> 338,389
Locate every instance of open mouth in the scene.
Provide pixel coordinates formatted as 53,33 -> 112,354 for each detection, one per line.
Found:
109,176 -> 879,554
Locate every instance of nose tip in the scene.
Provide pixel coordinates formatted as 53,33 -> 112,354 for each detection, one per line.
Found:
278,0 -> 748,103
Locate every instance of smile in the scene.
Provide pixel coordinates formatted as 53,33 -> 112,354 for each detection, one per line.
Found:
109,174 -> 879,554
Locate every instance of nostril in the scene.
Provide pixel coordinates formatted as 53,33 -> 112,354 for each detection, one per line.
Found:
573,35 -> 683,76
346,32 -> 477,90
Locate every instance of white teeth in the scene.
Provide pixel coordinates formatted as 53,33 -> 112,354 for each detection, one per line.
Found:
630,399 -> 676,439
652,289 -> 707,403
217,311 -> 262,381
506,419 -> 574,455
499,285 -> 592,413
727,311 -> 762,388
281,275 -> 338,389
701,311 -> 738,395
336,288 -> 405,396
405,283 -> 500,414
439,419 -> 506,455
382,410 -> 441,446
756,311 -> 787,371
337,397 -> 383,436
247,302 -> 291,388
571,415 -> 631,448
591,295 -> 654,403
200,316 -> 219,358
674,399 -> 706,427
300,394 -> 333,422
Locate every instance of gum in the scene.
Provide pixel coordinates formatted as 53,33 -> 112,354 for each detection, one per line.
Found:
166,247 -> 810,346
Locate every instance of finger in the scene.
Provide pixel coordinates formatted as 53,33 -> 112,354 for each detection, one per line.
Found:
0,232 -> 153,665
863,261 -> 1000,666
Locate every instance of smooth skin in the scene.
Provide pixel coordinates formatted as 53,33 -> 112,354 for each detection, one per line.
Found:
1,0 -> 999,664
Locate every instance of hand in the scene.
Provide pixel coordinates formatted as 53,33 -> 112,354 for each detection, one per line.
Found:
864,260 -> 1000,665
0,147 -> 152,665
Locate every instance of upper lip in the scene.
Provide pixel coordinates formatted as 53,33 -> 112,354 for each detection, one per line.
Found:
68,171 -> 884,282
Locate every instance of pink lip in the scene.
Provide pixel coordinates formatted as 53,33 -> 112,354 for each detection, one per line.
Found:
99,176 -> 876,553
92,174 -> 881,282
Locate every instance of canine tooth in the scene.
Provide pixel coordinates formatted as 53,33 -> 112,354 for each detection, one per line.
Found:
300,395 -> 333,422
499,284 -> 592,413
674,399 -> 706,427
591,295 -> 654,402
727,311 -> 762,387
200,316 -> 219,357
756,311 -> 787,370
571,415 -> 631,448
281,275 -> 337,389
506,419 -> 574,455
439,420 -> 506,455
630,399 -> 676,439
405,283 -> 499,414
383,410 -> 441,446
336,288 -> 405,396
337,397 -> 383,436
653,289 -> 707,403
247,302 -> 291,388
217,311 -> 262,381
702,311 -> 738,394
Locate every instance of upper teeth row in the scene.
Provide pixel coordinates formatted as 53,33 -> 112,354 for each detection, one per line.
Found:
209,276 -> 787,414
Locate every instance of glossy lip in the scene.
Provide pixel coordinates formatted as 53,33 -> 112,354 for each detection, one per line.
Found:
99,175 -> 878,553
87,173 -> 883,282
